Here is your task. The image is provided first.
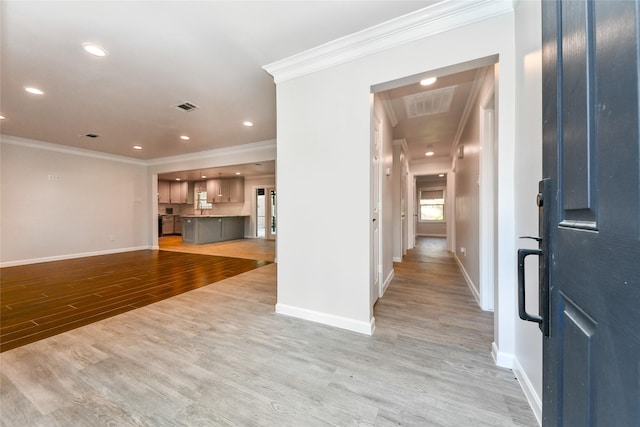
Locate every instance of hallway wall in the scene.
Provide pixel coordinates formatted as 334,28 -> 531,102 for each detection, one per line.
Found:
272,11 -> 518,343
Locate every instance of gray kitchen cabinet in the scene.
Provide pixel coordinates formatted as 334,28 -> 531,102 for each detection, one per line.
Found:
228,178 -> 244,203
158,180 -> 171,203
206,178 -> 244,203
170,181 -> 188,204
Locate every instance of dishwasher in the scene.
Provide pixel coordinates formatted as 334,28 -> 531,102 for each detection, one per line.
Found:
161,215 -> 174,235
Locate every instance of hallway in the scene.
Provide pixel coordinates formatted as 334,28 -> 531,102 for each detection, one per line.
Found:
0,238 -> 536,426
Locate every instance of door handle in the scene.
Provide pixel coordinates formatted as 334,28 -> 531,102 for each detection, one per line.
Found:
517,248 -> 544,324
516,178 -> 551,336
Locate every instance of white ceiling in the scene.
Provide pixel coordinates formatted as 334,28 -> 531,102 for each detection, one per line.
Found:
1,0 -> 441,163
377,67 -> 485,162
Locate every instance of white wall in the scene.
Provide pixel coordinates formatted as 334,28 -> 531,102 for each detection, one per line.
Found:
513,0 -> 544,423
0,136 -> 149,266
374,96 -> 396,290
453,68 -> 496,301
273,12 -> 518,343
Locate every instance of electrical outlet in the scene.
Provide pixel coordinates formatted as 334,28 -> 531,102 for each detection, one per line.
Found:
47,175 -> 61,181
460,247 -> 466,256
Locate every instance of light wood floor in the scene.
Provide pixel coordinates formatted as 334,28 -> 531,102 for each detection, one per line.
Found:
159,236 -> 276,262
0,238 -> 536,426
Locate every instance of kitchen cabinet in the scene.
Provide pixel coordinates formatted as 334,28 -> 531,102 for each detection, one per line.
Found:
158,180 -> 171,203
186,182 -> 195,205
170,181 -> 188,204
206,178 -> 244,203
181,216 -> 246,244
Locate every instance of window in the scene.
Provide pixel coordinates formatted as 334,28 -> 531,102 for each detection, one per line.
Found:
419,189 -> 445,221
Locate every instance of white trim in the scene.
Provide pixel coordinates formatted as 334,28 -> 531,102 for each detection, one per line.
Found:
454,253 -> 483,309
147,139 -> 277,166
416,233 -> 447,238
393,256 -> 402,263
492,341 -> 514,369
0,246 -> 152,268
275,303 -> 375,336
450,67 -> 490,158
513,357 -> 543,426
382,268 -> 394,297
479,84 -> 496,312
263,0 -> 514,83
0,134 -> 147,166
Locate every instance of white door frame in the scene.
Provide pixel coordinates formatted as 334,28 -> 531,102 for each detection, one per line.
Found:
479,86 -> 496,311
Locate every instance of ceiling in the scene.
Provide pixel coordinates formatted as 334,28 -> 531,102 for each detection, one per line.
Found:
377,67 -> 486,162
1,0 -> 443,164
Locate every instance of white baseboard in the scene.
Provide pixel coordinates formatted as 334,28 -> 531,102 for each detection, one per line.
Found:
381,269 -> 394,297
513,357 -> 543,426
454,254 -> 481,308
0,246 -> 153,268
416,233 -> 446,237
491,341 -> 514,369
275,303 -> 375,335
392,256 -> 402,262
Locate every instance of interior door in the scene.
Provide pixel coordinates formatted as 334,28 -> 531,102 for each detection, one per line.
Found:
540,1 -> 640,425
371,117 -> 382,306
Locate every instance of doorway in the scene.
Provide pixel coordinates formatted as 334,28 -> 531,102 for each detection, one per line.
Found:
256,187 -> 277,240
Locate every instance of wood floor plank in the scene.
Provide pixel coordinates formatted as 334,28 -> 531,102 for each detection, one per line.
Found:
1,249 -> 271,352
0,238 -> 537,426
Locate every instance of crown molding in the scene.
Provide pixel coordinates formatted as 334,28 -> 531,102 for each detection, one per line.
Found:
146,139 -> 277,167
0,134 -> 147,166
263,0 -> 514,84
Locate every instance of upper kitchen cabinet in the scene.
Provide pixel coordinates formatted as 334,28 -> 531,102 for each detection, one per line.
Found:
170,181 -> 188,204
158,180 -> 171,203
206,178 -> 244,203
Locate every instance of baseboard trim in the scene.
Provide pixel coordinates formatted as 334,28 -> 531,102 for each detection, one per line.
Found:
275,303 -> 375,336
382,269 -> 394,297
513,357 -> 543,426
454,254 -> 481,308
392,256 -> 402,262
491,341 -> 514,369
416,233 -> 446,237
0,246 -> 153,268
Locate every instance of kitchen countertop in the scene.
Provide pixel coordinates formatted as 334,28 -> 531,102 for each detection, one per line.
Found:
181,215 -> 249,218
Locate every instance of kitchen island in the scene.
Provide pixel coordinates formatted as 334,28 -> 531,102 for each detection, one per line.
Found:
181,215 -> 247,244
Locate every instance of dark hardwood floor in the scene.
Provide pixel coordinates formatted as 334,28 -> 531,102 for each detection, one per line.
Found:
0,250 -> 270,352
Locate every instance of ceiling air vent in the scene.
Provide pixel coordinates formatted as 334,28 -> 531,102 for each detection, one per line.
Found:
85,133 -> 100,138
403,85 -> 457,118
173,102 -> 200,112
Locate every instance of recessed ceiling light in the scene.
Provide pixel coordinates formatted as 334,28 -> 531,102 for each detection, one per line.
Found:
420,77 -> 437,86
425,151 -> 435,156
175,178 -> 181,181
0,115 -> 5,120
235,172 -> 241,175
82,43 -> 108,57
243,121 -> 254,127
25,87 -> 44,95
438,174 -> 445,177
201,175 -> 207,179
180,135 -> 190,141
133,145 -> 142,150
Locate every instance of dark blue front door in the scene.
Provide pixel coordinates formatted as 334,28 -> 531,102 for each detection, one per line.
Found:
542,1 -> 640,425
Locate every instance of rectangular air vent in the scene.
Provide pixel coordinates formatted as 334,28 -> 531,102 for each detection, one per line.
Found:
404,85 -> 457,118
85,133 -> 100,138
174,102 -> 200,112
